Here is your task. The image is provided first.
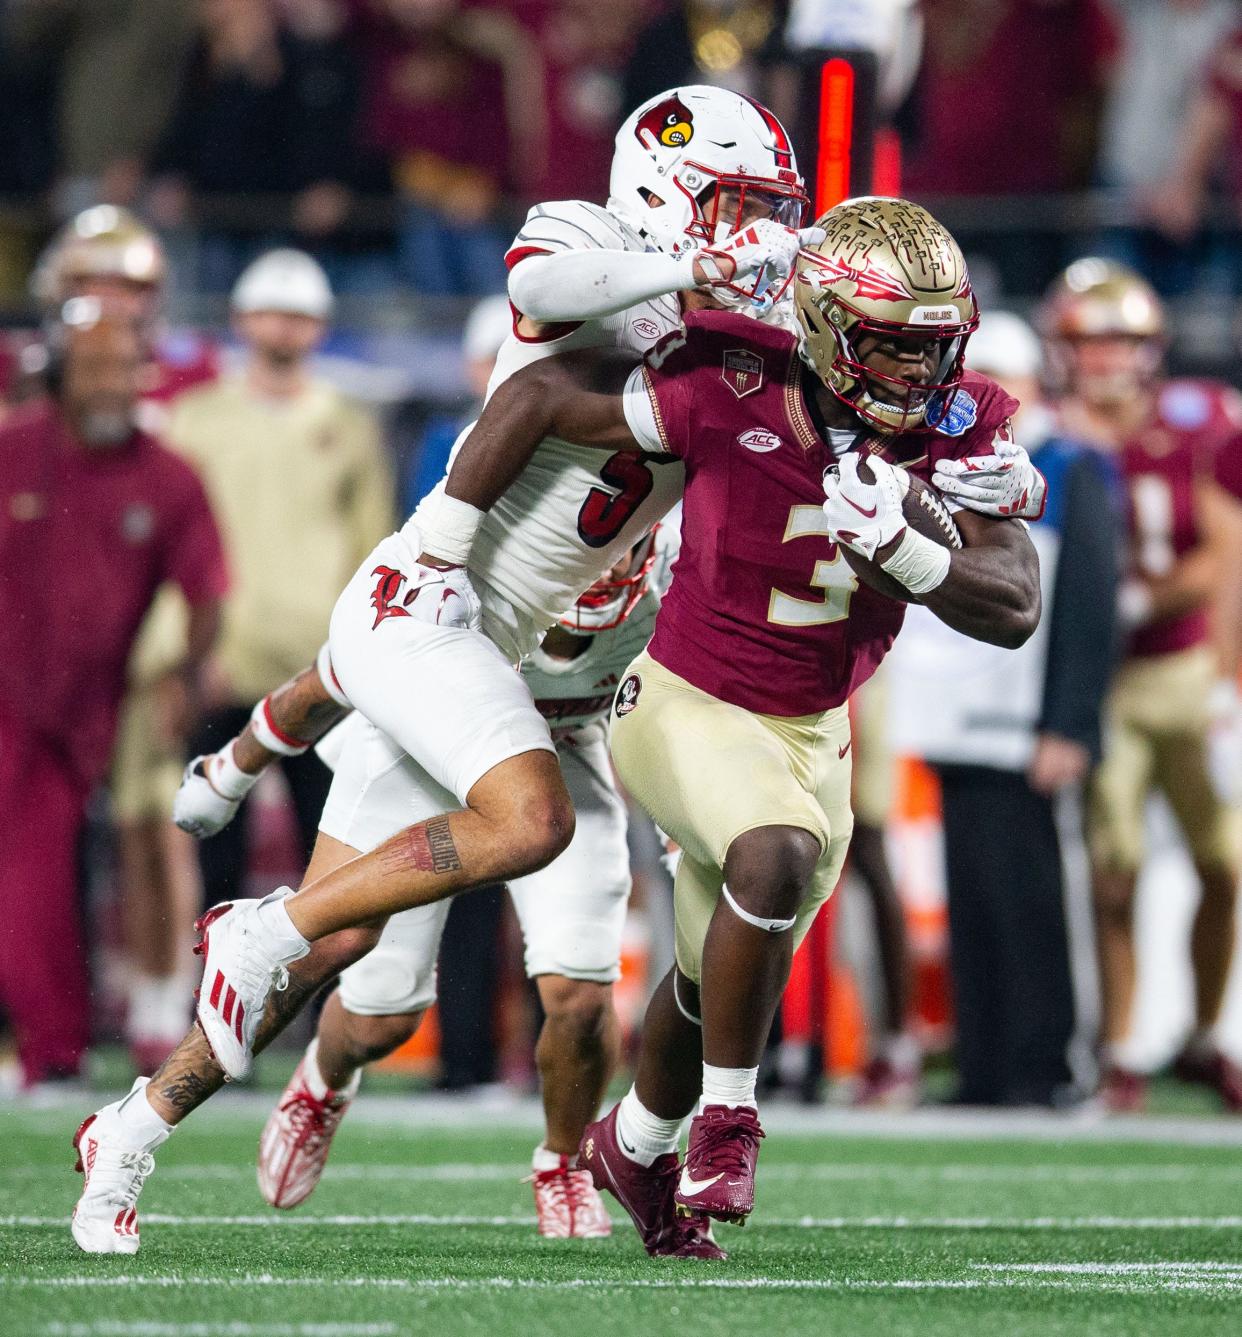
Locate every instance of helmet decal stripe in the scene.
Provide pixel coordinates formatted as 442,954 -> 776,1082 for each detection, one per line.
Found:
742,94 -> 793,169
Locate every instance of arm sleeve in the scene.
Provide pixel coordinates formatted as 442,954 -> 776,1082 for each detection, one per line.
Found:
508,247 -> 690,323
634,326 -> 700,459
1037,453 -> 1120,759
160,462 -> 229,607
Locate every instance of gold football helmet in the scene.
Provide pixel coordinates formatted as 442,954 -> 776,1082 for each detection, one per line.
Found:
794,196 -> 978,434
1039,258 -> 1165,401
32,206 -> 166,311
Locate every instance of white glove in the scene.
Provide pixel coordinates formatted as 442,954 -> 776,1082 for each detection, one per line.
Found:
822,453 -> 910,558
173,756 -> 242,838
932,437 -> 1047,520
402,563 -> 483,631
694,220 -> 826,312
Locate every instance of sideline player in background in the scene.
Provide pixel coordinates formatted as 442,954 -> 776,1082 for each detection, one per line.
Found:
460,198 -> 1042,1250
256,532 -> 681,1243
0,307 -> 226,1093
70,86 -> 822,1255
34,207 -> 219,1074
1043,259 -> 1242,1112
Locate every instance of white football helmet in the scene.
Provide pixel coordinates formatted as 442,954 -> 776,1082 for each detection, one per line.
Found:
558,530 -> 659,634
608,86 -> 809,265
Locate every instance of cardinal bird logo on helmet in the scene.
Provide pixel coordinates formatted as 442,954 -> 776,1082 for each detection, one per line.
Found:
636,96 -> 694,150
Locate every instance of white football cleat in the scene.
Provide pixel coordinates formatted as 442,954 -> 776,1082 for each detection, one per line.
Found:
258,1053 -> 357,1209
529,1156 -> 613,1239
71,1079 -> 163,1255
194,891 -> 309,1080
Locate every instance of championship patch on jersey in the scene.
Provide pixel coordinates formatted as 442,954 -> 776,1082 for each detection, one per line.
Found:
926,388 -> 978,437
615,673 -> 642,717
722,349 -> 764,399
1160,383 -> 1211,430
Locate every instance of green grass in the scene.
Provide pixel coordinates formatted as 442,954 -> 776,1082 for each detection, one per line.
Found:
3,1092 -> 1242,1337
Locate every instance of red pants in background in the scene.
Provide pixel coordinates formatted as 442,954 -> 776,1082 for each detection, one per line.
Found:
0,712 -> 91,1085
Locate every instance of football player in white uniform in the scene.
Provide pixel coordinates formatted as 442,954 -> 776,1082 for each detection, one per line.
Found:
70,86 -> 819,1258
254,531 -> 698,1245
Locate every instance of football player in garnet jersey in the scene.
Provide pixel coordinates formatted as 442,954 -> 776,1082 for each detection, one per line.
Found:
1043,260 -> 1242,1113
440,197 -> 1041,1247
70,87 -> 828,1257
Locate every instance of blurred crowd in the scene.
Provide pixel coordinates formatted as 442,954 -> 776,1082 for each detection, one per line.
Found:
3,0 -> 1242,1118
1,2 -> 1242,310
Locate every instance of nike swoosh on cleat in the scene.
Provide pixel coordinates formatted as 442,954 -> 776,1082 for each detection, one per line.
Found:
842,495 -> 878,518
679,1168 -> 725,1196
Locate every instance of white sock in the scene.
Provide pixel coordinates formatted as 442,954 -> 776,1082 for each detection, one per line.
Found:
126,974 -> 165,1042
878,1032 -> 921,1070
615,1087 -> 682,1167
116,1077 -> 173,1148
700,1063 -> 758,1111
255,889 -> 311,959
532,1142 -> 573,1172
304,1038 -> 359,1101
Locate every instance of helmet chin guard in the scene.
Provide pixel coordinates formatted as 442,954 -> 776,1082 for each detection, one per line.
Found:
557,530 -> 659,635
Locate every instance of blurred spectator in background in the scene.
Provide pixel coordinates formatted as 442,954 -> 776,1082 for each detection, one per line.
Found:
31,207 -> 220,1074
889,311 -> 1120,1107
905,0 -> 1119,293
401,292 -> 509,513
1045,260 -> 1242,1111
148,0 -> 376,293
1145,11 -> 1242,291
1095,0 -> 1235,295
349,0 -> 545,295
0,306 -> 226,1092
165,249 -> 393,908
3,0 -> 197,218
846,670 -> 921,1108
624,0 -> 784,107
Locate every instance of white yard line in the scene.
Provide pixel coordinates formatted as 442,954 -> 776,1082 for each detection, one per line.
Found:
6,1274 -> 1242,1296
40,1326 -> 395,1337
6,1091 -> 1242,1146
6,1213 -> 1242,1230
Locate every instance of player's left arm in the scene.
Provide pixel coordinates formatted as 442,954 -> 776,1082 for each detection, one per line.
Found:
919,509 -> 1042,649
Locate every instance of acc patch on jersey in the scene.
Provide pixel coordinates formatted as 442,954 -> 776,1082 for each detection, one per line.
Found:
615,673 -> 642,717
722,349 -> 764,399
926,388 -> 978,437
738,428 -> 782,453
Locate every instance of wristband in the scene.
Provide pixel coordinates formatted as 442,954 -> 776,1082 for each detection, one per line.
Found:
250,696 -> 311,757
316,642 -> 352,709
207,739 -> 262,801
879,527 -> 952,596
418,493 -> 484,568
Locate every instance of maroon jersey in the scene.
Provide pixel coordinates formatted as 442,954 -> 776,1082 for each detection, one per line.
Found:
0,401 -> 228,786
1120,380 -> 1242,659
636,311 -> 1018,716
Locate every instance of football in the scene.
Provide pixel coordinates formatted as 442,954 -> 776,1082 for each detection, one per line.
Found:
839,458 -> 963,603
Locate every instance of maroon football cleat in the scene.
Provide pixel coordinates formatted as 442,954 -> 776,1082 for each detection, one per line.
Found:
852,1055 -> 921,1109
1099,1065 -> 1147,1114
579,1107 -> 726,1259
1172,1046 -> 1242,1114
674,1104 -> 765,1224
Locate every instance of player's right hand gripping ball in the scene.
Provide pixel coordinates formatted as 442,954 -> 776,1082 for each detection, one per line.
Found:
824,454 -> 962,602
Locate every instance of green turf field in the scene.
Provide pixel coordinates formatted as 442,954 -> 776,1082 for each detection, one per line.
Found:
3,1091 -> 1241,1337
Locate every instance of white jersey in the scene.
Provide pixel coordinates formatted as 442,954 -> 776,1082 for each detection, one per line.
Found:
521,520 -> 679,741
405,199 -> 686,662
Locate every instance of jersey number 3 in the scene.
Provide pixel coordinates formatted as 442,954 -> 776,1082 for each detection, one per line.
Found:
768,505 -> 858,627
578,452 -> 655,548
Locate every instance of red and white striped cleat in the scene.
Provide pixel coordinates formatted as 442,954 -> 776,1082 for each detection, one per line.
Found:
194,890 -> 308,1080
529,1155 -> 612,1238
70,1079 -> 162,1255
258,1053 -> 357,1209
